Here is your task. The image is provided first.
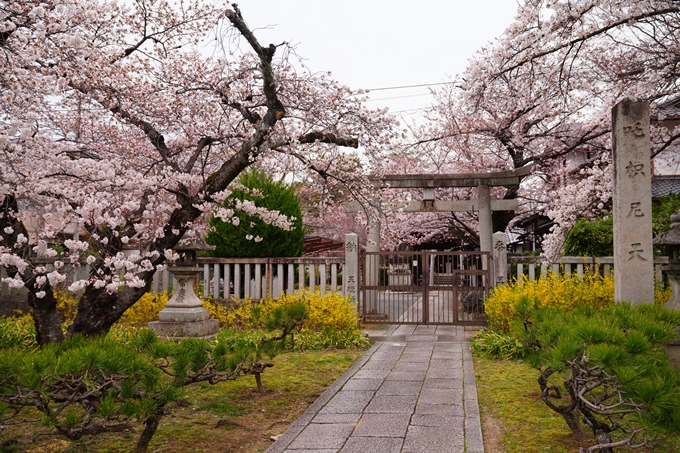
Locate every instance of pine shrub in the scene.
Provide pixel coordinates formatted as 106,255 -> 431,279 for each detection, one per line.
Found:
518,303 -> 680,449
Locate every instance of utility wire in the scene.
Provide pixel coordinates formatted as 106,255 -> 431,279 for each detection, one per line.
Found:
365,82 -> 455,92
366,93 -> 433,102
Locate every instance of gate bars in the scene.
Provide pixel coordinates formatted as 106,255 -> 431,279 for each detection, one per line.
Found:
361,251 -> 490,326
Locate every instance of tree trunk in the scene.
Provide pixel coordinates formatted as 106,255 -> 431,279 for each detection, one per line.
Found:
135,405 -> 165,453
67,280 -> 152,338
537,370 -> 584,438
562,407 -> 584,438
593,432 -> 615,453
255,373 -> 263,393
28,291 -> 64,345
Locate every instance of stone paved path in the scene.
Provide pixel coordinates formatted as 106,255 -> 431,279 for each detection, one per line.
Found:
266,325 -> 484,453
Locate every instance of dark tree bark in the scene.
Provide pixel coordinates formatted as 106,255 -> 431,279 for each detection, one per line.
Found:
67,276 -> 153,338
135,406 -> 166,453
537,369 -> 584,438
29,291 -> 65,344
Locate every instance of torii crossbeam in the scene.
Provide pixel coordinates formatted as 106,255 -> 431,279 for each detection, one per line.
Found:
344,165 -> 531,253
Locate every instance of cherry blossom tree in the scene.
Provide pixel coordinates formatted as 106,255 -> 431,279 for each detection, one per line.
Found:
0,0 -> 395,344
400,0 -> 680,255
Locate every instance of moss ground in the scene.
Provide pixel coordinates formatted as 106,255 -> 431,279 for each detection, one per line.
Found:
473,355 -> 680,453
1,348 -> 366,453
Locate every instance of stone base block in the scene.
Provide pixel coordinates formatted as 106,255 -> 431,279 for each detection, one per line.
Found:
148,319 -> 220,339
363,313 -> 389,322
158,306 -> 210,322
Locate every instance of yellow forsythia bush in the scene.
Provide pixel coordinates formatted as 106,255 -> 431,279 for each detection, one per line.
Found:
486,272 -> 615,332
53,291 -> 214,328
29,287 -> 365,348
486,270 -> 672,332
222,289 -> 360,335
119,292 -> 169,327
52,290 -> 170,327
55,289 -> 79,325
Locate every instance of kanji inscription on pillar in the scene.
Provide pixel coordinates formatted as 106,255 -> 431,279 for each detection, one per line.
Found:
344,233 -> 359,307
612,98 -> 654,304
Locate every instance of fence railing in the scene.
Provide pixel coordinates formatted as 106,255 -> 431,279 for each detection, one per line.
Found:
150,257 -> 347,301
506,255 -> 669,283
0,254 -> 671,310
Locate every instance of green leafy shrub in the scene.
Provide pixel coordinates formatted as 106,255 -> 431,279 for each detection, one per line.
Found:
564,217 -> 614,257
653,192 -> 680,236
470,329 -> 528,360
206,168 -> 304,258
562,193 -> 680,257
0,315 -> 37,349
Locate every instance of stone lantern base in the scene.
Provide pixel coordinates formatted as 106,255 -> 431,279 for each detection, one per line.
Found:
148,318 -> 220,339
148,267 -> 220,339
661,266 -> 680,368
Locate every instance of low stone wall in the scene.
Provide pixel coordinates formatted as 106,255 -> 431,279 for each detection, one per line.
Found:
0,295 -> 29,317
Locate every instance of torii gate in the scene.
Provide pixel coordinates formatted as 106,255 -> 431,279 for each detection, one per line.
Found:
343,165 -> 531,256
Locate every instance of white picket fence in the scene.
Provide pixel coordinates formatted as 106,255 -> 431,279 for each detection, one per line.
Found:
506,256 -> 669,283
152,257 -> 347,301
0,255 -> 671,312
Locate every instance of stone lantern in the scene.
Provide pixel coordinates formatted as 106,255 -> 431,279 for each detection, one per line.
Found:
148,234 -> 220,338
653,210 -> 680,368
653,210 -> 680,312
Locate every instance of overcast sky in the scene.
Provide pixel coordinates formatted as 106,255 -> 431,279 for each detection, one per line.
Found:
235,1 -> 521,122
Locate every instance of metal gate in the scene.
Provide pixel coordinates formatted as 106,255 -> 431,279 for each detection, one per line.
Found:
361,251 -> 489,325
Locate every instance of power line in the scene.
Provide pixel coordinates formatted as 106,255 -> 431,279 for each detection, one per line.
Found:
366,93 -> 433,102
365,82 -> 455,92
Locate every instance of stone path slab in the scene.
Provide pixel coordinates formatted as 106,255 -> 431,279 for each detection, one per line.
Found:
266,325 -> 485,453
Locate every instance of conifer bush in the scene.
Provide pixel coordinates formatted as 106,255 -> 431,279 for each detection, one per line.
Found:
0,303 -> 307,452
515,304 -> 680,452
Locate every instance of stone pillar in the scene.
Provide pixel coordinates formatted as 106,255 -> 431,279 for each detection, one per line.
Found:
343,233 -> 359,313
612,98 -> 654,305
477,185 -> 493,254
493,232 -> 508,287
478,185 -> 493,286
365,211 -> 381,314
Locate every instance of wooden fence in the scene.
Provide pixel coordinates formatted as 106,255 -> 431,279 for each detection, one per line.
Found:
506,255 -> 669,283
151,257 -> 347,301
1,254 -> 671,315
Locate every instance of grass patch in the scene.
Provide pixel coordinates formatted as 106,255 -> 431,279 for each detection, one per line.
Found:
474,355 -> 574,453
474,355 -> 680,452
1,348 -> 367,453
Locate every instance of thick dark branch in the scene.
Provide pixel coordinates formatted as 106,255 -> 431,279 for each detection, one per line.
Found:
225,5 -> 285,122
225,99 -> 262,124
183,136 -> 216,173
108,104 -> 179,172
68,82 -> 179,172
299,132 -> 359,148
652,129 -> 680,158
